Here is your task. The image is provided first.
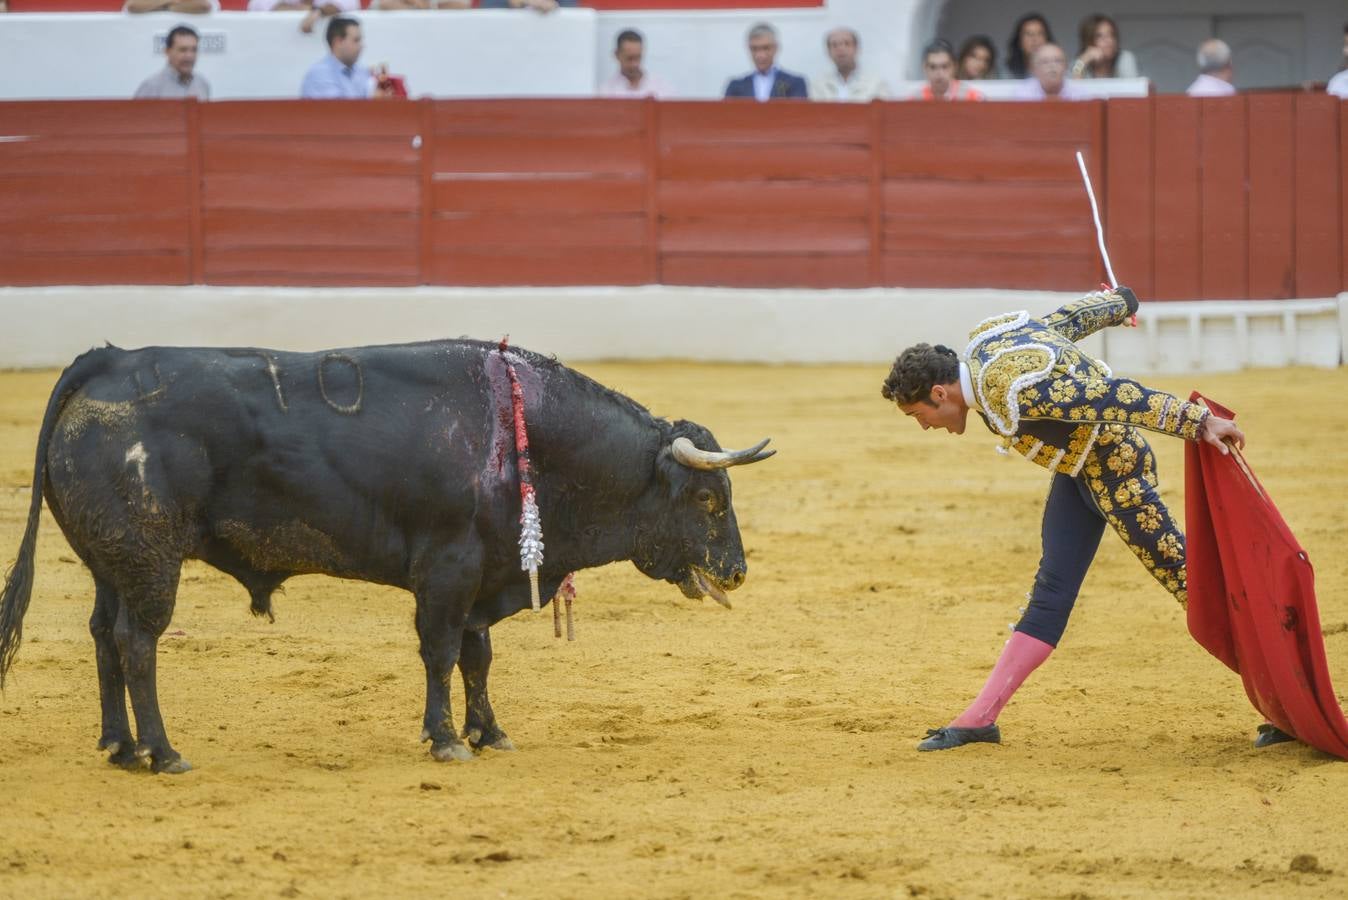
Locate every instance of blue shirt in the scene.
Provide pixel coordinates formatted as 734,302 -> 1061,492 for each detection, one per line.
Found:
751,67 -> 778,102
300,54 -> 370,100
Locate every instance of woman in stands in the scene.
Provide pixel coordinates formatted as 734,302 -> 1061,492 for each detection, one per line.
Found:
1005,12 -> 1054,79
956,35 -> 997,81
1071,14 -> 1140,79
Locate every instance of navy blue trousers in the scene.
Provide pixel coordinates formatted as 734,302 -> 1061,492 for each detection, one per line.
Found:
1015,473 -> 1107,646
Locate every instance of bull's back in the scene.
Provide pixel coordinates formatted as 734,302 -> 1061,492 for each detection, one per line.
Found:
45,342 -> 501,584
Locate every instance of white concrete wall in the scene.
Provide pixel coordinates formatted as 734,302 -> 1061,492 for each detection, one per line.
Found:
1,286 -> 1340,374
0,1 -> 940,101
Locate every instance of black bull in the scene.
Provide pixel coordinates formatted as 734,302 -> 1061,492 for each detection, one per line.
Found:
0,340 -> 772,772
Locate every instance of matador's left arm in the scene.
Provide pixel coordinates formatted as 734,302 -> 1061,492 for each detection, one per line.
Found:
1041,287 -> 1139,344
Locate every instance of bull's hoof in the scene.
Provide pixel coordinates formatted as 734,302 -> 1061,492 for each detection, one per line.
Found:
104,742 -> 142,770
463,726 -> 514,752
153,756 -> 193,775
429,740 -> 474,762
134,742 -> 192,775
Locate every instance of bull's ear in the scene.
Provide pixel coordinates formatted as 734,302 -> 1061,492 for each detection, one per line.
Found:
670,437 -> 774,471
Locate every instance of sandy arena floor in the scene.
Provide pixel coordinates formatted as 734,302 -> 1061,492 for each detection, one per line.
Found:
2,360 -> 1348,899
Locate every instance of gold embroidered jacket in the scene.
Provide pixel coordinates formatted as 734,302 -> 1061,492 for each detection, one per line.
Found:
965,290 -> 1209,476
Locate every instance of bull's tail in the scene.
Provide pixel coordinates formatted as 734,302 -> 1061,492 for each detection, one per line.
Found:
0,348 -> 112,689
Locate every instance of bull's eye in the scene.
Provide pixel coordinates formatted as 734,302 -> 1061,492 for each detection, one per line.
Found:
695,488 -> 717,511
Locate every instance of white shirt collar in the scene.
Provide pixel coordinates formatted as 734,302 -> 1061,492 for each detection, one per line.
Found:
959,360 -> 981,411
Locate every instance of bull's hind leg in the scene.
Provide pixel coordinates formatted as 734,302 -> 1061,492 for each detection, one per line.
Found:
459,627 -> 514,752
413,548 -> 482,763
89,578 -> 136,767
113,565 -> 190,774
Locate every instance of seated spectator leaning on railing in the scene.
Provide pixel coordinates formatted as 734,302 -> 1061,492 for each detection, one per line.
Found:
369,0 -> 470,9
134,23 -> 210,99
913,38 -> 983,101
301,16 -> 397,99
1186,38 -> 1235,96
1329,23 -> 1348,98
1071,14 -> 1139,79
126,0 -> 217,14
1012,42 -> 1085,100
809,27 -> 889,101
599,29 -> 672,98
725,23 -> 807,101
955,35 -> 996,81
1005,12 -> 1053,79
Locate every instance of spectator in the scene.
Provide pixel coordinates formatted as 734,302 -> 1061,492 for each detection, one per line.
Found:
913,39 -> 983,101
299,0 -> 361,35
1006,12 -> 1053,79
1012,43 -> 1085,100
134,24 -> 210,99
1186,38 -> 1235,96
1327,24 -> 1348,98
599,29 -> 672,98
810,27 -> 889,102
1071,14 -> 1139,78
300,16 -> 396,99
724,23 -> 807,101
126,0 -> 217,13
955,35 -> 996,81
370,0 -> 471,9
246,0 -> 308,10
477,0 -> 578,11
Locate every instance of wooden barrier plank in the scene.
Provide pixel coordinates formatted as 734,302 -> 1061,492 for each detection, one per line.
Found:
659,101 -> 869,144
200,101 -> 420,137
661,253 -> 872,288
0,215 -> 190,254
1199,97 -> 1248,299
883,101 -> 1100,145
202,174 -> 419,212
0,135 -> 189,175
205,247 -> 419,285
201,136 -> 419,176
432,178 -> 647,215
0,174 -> 188,218
659,180 -> 868,218
1151,97 -> 1201,300
660,219 -> 869,254
432,135 -> 645,176
1247,94 -> 1296,299
431,213 -> 648,249
885,180 -> 1089,222
427,249 -> 650,286
1293,94 -> 1341,297
1104,98 -> 1154,299
883,142 -> 1088,183
883,216 -> 1091,255
883,251 -> 1097,291
431,99 -> 646,137
661,143 -> 870,180
0,100 -> 188,136
0,252 -> 189,286
204,210 -> 419,250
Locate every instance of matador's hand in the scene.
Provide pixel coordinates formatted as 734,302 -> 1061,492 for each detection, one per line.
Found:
1200,414 -> 1245,456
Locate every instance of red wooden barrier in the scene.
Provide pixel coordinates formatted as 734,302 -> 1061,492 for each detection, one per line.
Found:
0,101 -> 193,285
0,97 -> 1343,296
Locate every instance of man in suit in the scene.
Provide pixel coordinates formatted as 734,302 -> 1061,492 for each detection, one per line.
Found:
725,23 -> 808,101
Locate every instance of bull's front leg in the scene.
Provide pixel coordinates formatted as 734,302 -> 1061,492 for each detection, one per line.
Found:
459,627 -> 514,751
413,551 -> 481,762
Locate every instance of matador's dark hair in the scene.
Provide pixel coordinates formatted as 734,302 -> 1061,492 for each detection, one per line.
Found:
881,343 -> 960,406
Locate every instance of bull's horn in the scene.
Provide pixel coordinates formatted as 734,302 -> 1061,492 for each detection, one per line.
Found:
670,437 -> 775,471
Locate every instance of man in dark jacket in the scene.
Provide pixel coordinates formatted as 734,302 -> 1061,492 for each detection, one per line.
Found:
725,23 -> 808,100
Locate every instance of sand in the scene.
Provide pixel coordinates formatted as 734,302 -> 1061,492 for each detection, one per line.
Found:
2,361 -> 1347,899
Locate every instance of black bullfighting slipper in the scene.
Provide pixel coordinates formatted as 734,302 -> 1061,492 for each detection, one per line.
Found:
917,724 -> 1001,752
1254,723 -> 1296,748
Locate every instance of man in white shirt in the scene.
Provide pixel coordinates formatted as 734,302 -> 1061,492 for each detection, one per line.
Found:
1011,43 -> 1086,101
598,29 -> 672,99
1186,39 -> 1236,97
809,27 -> 888,102
1326,24 -> 1348,98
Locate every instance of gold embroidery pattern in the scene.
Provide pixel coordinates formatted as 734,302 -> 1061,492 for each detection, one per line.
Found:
1041,291 -> 1130,343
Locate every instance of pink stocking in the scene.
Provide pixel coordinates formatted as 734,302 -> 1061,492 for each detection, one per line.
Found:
949,631 -> 1054,728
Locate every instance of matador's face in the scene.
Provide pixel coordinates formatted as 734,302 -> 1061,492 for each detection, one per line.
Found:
898,383 -> 969,435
